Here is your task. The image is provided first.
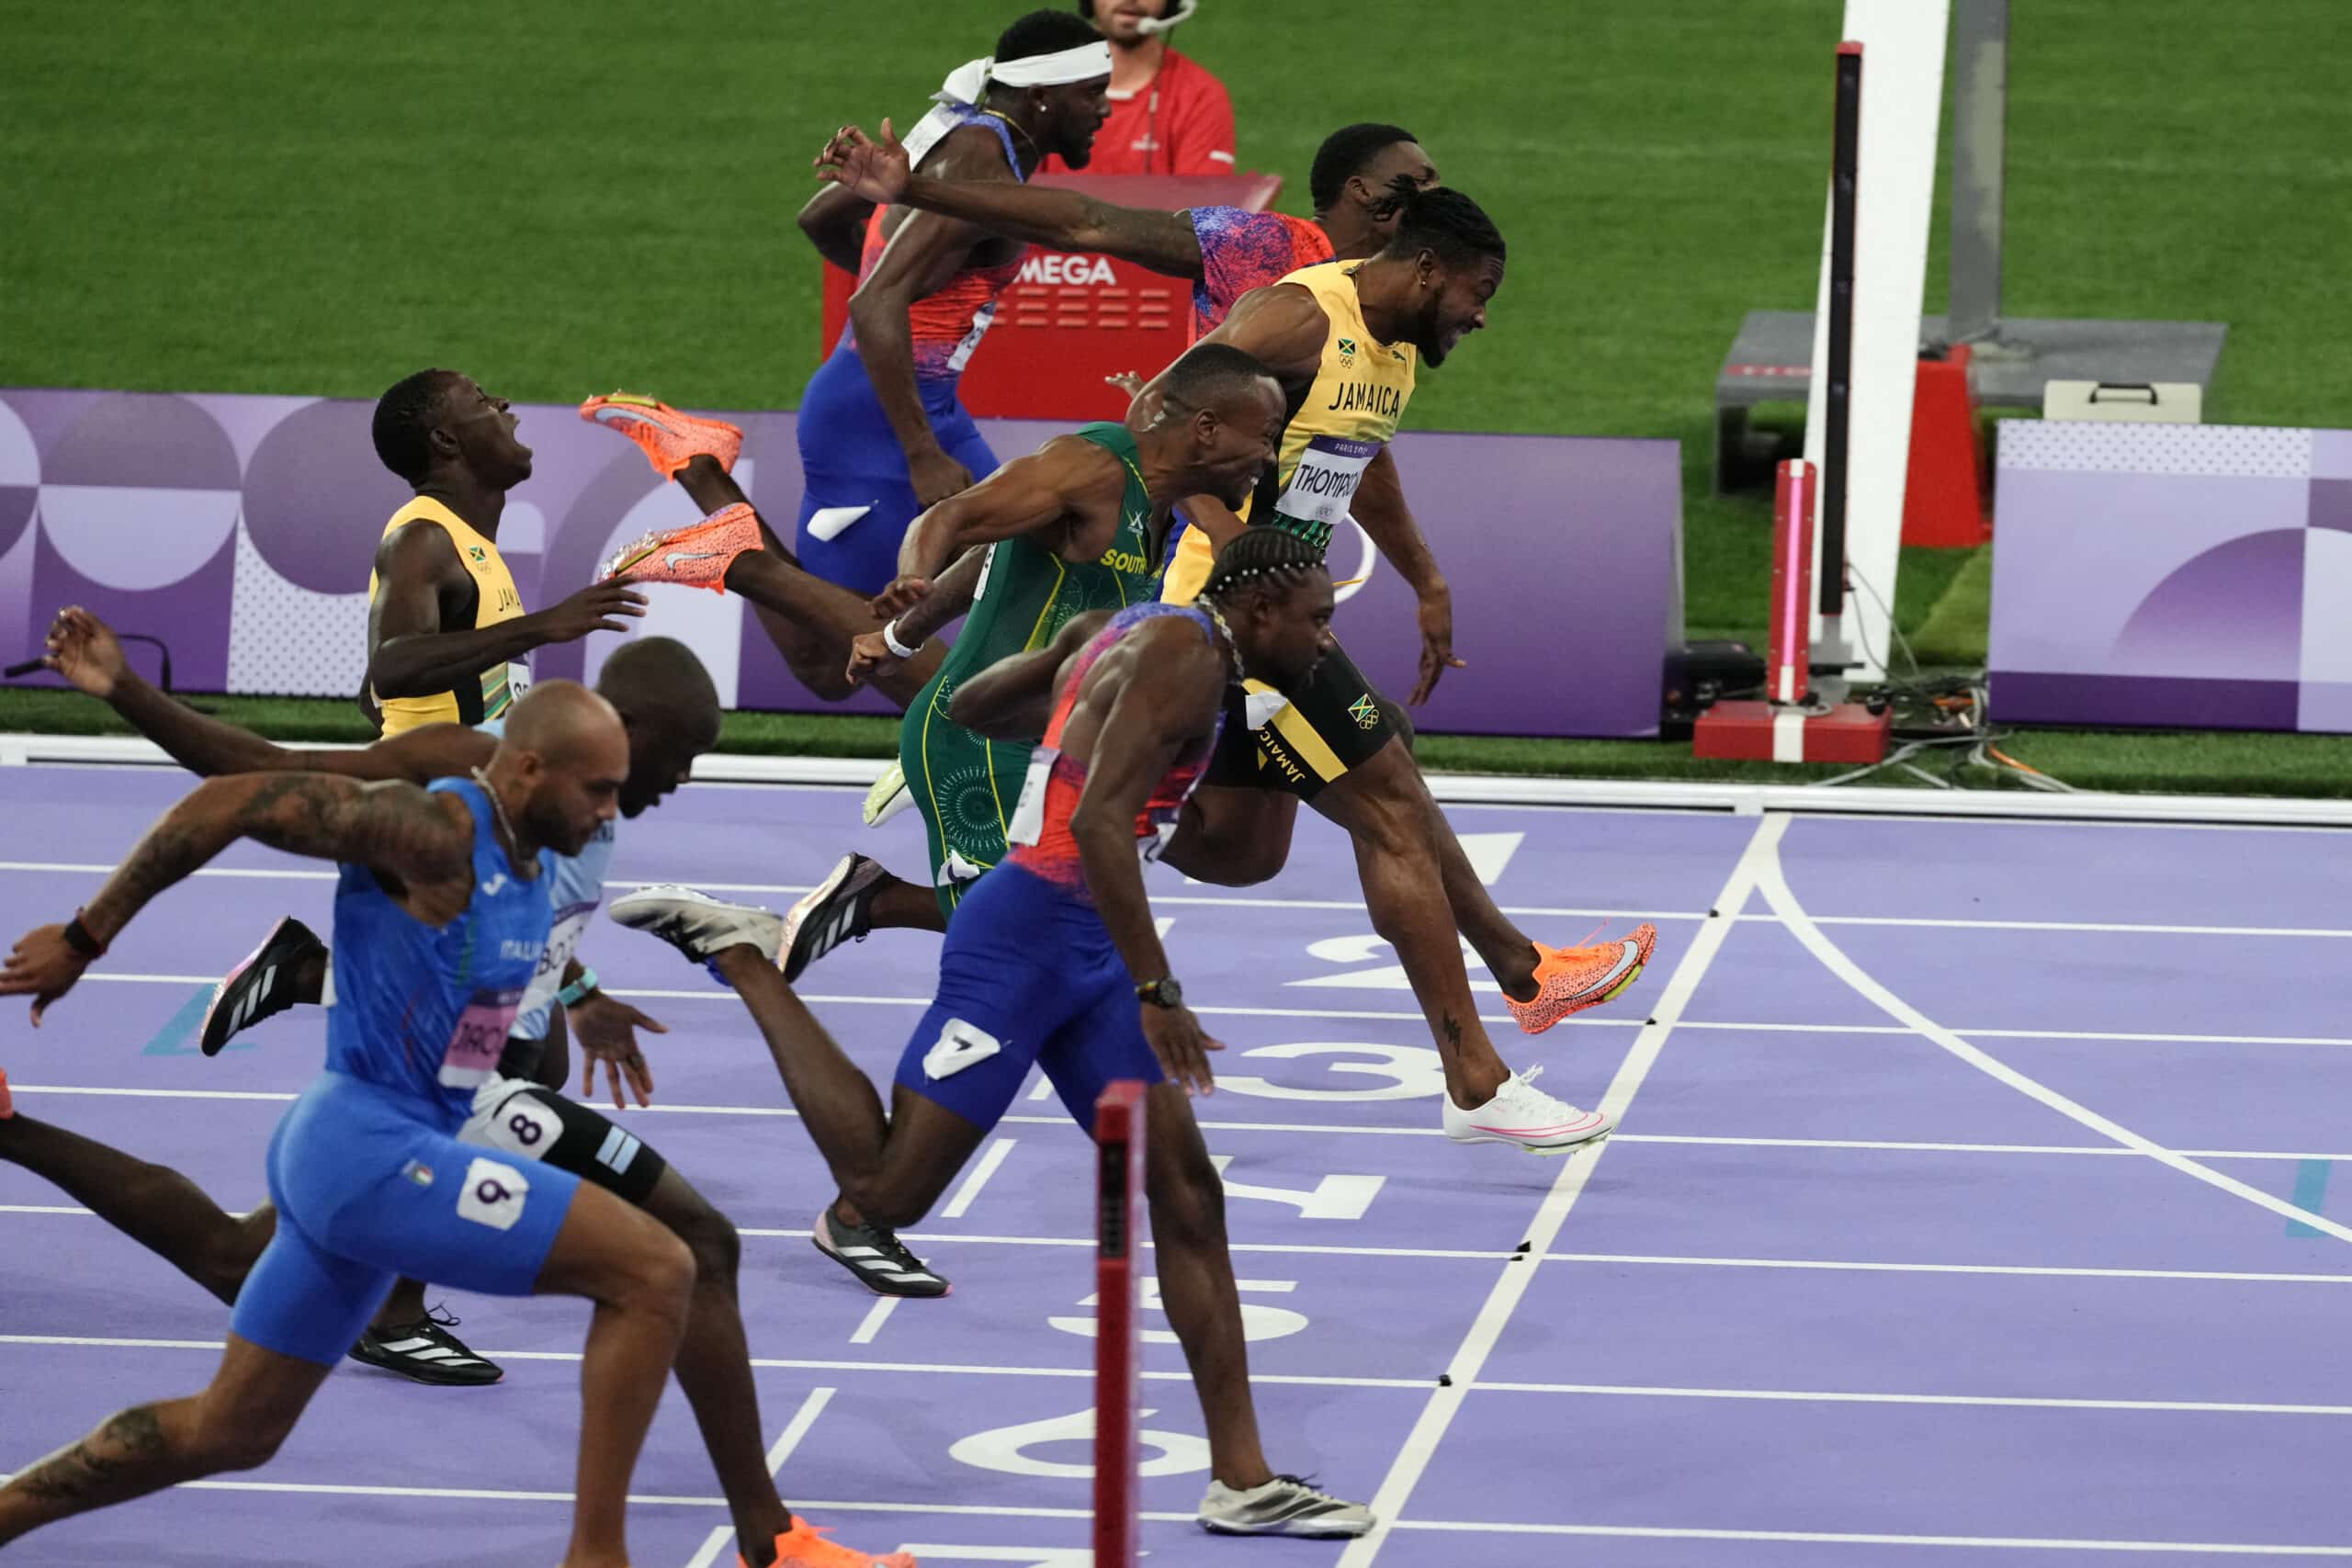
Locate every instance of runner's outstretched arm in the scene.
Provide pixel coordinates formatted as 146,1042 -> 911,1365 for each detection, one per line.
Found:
845,125 -> 1022,511
818,119 -> 1205,278
44,607 -> 495,782
877,435 -> 1126,615
0,775 -> 471,1021
1066,626 -> 1228,1094
1351,445 -> 1459,704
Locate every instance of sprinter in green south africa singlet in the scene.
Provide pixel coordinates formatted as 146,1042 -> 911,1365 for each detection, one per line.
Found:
899,422 -> 1167,917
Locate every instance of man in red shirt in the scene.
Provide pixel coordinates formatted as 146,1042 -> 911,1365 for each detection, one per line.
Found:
1045,0 -> 1234,175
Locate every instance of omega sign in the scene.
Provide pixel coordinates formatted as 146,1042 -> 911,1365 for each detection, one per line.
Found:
1017,254 -> 1121,287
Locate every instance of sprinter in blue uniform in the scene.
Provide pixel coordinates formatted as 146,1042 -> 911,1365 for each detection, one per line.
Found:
0,682 -> 693,1568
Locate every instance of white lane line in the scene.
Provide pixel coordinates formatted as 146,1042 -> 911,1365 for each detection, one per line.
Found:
12,1202 -> 2347,1283
51,968 -> 2352,1046
1470,1382 -> 2352,1416
10,1458 -> 2328,1553
682,1392 -> 836,1566
766,1386 -> 834,1469
11,1081 -> 2352,1165
1336,811 -> 1790,1568
6,1333 -> 2347,1417
847,1299 -> 899,1346
1549,1252 -> 2352,1286
15,852 -> 2352,940
939,1138 -> 1016,1219
0,862 -> 331,880
1675,1021 -> 2352,1048
1387,1518 -> 2352,1554
0,1335 -> 1422,1388
1757,834 -> 2352,1247
1785,913 -> 2352,940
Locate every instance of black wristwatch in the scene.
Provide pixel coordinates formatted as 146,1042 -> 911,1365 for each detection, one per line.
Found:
1135,976 -> 1184,1009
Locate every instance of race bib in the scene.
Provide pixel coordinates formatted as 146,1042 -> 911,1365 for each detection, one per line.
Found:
515,903 -> 594,1027
439,987 -> 524,1089
1004,745 -> 1061,848
482,660 -> 531,720
1272,435 -> 1379,541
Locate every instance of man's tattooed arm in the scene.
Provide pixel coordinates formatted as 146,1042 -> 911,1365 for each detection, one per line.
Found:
78,773 -> 472,947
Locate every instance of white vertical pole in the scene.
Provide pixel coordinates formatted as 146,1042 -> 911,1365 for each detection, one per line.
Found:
1803,0 -> 1950,683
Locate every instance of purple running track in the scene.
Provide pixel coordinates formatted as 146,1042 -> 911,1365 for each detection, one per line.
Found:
4,768 -> 2351,1565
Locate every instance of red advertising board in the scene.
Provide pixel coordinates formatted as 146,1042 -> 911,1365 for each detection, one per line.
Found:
819,172 -> 1283,423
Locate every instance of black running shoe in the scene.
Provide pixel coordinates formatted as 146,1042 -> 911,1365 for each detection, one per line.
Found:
348,1306 -> 503,1386
199,916 -> 325,1057
812,1205 -> 950,1297
780,854 -> 887,983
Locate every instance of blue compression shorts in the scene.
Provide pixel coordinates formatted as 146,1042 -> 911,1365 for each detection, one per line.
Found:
232,1071 -> 582,1366
793,345 -> 1000,597
892,863 -> 1166,1134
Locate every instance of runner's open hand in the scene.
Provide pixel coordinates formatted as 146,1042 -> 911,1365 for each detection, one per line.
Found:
1409,582 -> 1465,705
1141,1003 -> 1224,1097
536,581 -> 648,644
0,924 -> 89,1024
815,119 -> 912,205
43,606 -> 128,698
571,991 -> 666,1110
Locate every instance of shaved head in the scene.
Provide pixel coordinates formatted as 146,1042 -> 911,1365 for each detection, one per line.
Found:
594,638 -> 723,817
490,681 -> 629,856
498,680 -> 624,765
596,637 -> 720,737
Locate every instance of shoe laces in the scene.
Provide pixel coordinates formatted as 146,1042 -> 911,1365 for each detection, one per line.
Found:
377,1303 -> 461,1339
1498,1066 -> 1582,1119
845,1219 -> 933,1278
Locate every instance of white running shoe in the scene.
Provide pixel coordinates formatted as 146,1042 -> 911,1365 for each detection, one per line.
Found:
1442,1066 -> 1613,1156
608,884 -> 785,967
1197,1474 -> 1374,1538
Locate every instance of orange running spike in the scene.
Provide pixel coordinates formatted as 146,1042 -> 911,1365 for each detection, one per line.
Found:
1506,921 -> 1659,1035
600,503 -> 763,594
755,1515 -> 919,1568
580,391 -> 743,478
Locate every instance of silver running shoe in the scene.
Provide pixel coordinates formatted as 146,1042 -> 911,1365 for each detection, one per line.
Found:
1197,1475 -> 1375,1538
608,884 -> 785,967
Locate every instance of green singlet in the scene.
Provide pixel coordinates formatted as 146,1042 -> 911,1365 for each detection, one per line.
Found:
899,423 -> 1166,917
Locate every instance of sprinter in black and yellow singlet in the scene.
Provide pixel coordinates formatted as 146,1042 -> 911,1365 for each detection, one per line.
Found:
1130,187 -> 1666,1156
362,370 -> 649,736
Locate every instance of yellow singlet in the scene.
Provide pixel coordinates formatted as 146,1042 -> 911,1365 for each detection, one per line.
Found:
1163,259 -> 1419,604
367,497 -> 527,735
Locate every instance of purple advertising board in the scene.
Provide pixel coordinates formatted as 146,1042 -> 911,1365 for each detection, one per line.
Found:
0,389 -> 1681,737
1988,421 -> 2352,732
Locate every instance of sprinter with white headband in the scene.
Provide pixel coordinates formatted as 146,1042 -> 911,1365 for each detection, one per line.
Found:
749,10 -> 1112,603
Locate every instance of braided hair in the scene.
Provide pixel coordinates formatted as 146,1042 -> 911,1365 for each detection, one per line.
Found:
1198,527 -> 1328,608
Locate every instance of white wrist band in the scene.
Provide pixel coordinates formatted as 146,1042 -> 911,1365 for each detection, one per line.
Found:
881,619 -> 918,660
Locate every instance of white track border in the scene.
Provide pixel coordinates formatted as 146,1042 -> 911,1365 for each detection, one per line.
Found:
6,731 -> 2349,829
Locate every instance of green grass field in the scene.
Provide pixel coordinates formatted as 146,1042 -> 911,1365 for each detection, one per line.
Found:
6,0 -> 2348,793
